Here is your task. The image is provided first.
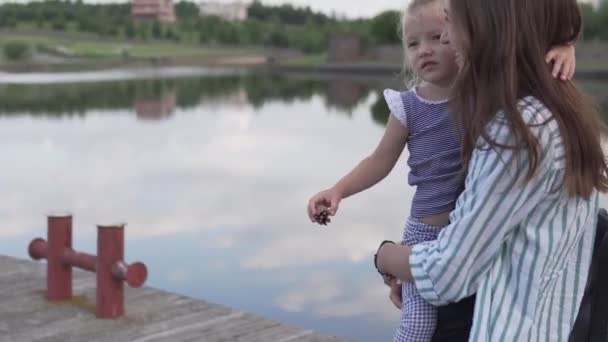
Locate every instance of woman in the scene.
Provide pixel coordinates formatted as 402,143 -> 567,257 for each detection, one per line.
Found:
375,0 -> 608,341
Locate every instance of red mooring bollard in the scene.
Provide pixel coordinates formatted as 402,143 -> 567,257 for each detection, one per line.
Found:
28,214 -> 147,319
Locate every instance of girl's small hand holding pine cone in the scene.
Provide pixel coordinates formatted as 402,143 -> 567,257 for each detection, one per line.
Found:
307,187 -> 342,226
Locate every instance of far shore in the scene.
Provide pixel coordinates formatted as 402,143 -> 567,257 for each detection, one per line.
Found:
1,56 -> 608,81
2,27 -> 607,81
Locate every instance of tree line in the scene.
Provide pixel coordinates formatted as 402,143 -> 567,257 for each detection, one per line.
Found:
581,3 -> 608,40
0,0 -> 401,53
0,1 -> 605,54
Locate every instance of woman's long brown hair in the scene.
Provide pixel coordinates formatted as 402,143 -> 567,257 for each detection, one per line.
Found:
450,0 -> 608,199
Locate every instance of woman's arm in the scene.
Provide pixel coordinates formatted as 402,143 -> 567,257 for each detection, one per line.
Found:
377,103 -> 557,305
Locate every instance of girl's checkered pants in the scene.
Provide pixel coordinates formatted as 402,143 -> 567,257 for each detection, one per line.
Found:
394,217 -> 445,342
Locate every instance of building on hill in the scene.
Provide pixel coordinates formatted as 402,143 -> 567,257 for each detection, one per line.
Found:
132,0 -> 176,23
199,1 -> 248,21
328,32 -> 363,63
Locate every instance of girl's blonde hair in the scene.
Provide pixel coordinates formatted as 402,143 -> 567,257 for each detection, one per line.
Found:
399,0 -> 442,88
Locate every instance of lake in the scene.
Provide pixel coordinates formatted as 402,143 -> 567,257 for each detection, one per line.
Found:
0,68 -> 607,341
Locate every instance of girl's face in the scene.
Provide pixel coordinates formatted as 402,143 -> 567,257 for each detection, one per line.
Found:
441,0 -> 465,69
403,2 -> 459,86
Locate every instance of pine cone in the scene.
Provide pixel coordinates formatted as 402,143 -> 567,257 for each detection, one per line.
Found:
314,208 -> 331,226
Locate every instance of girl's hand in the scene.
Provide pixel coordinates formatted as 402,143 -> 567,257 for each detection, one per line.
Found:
546,44 -> 576,81
307,188 -> 342,223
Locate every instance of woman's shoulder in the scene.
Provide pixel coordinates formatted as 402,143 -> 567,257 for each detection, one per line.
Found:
485,96 -> 560,149
519,97 -> 561,144
517,96 -> 554,125
491,96 -> 556,130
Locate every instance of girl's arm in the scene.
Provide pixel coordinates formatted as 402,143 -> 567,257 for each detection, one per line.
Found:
307,114 -> 408,219
333,114 -> 409,199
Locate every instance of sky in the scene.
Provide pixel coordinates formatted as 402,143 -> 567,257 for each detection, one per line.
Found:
2,0 -> 598,18
1,0 -> 404,19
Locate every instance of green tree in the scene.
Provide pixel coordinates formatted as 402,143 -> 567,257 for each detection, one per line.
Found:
248,0 -> 330,26
0,12 -> 18,28
3,41 -> 31,61
107,26 -> 119,36
598,4 -> 608,40
125,21 -> 136,39
164,27 -> 180,41
137,23 -> 150,40
34,11 -> 45,28
243,20 -> 264,45
175,1 -> 199,20
266,27 -> 289,47
199,30 -> 210,44
152,21 -> 162,39
52,17 -> 67,30
197,16 -> 222,43
370,11 -> 401,45
581,4 -> 601,39
217,22 -> 240,44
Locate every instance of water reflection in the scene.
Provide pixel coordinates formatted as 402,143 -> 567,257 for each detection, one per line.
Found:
134,90 -> 177,121
0,71 -> 606,342
2,72 -> 604,125
326,79 -> 369,114
0,72 -> 385,121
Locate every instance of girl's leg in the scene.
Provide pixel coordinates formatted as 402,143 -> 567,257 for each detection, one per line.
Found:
394,282 -> 437,342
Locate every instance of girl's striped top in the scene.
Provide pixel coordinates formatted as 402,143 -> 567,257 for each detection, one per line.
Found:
384,88 -> 463,218
410,96 -> 598,341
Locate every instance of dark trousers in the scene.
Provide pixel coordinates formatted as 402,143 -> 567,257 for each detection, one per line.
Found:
431,295 -> 475,342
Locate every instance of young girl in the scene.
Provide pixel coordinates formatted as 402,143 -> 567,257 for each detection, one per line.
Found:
307,0 -> 575,341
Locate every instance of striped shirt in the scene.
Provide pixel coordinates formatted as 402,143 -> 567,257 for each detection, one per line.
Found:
384,88 -> 463,218
410,96 -> 598,341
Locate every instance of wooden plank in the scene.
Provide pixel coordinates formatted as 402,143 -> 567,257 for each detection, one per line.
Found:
0,255 -> 349,342
47,297 -> 234,341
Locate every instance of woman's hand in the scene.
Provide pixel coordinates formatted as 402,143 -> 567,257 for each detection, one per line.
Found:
384,275 -> 403,309
375,241 -> 414,282
307,187 -> 343,223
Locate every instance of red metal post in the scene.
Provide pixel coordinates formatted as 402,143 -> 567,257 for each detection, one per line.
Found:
96,224 -> 125,318
112,261 -> 147,288
46,213 -> 73,301
28,217 -> 148,319
28,238 -> 47,260
62,249 -> 97,272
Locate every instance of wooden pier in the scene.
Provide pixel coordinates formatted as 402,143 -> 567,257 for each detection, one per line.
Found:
0,255 -> 347,342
